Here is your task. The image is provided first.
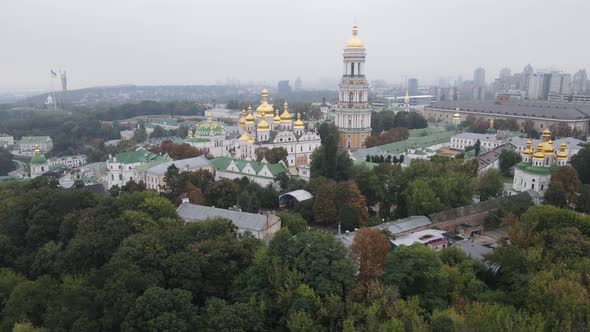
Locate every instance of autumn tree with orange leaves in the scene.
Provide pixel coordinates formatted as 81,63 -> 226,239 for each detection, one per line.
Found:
350,228 -> 391,297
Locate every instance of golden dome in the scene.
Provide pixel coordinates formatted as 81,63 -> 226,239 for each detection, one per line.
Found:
542,128 -> 551,140
239,132 -> 251,141
452,113 -> 461,119
280,101 -> 292,122
533,143 -> 545,160
557,143 -> 568,159
256,89 -> 274,117
544,140 -> 555,154
245,106 -> 255,123
239,109 -> 246,127
346,25 -> 364,48
247,137 -> 255,144
522,139 -> 533,156
294,113 -> 304,129
273,110 -> 281,124
257,118 -> 270,131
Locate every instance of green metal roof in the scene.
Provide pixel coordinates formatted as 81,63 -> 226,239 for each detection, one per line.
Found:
133,156 -> 173,172
30,155 -> 47,164
352,128 -> 455,161
184,137 -> 210,143
514,162 -> 559,175
210,157 -> 288,177
19,136 -> 51,144
109,148 -> 169,164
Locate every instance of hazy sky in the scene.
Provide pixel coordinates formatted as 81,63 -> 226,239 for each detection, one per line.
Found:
1,0 -> 589,90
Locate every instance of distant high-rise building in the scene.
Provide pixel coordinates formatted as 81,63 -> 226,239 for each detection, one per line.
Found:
277,80 -> 291,94
60,71 -> 67,92
521,64 -> 534,93
499,67 -> 511,78
294,77 -> 302,91
549,72 -> 572,95
573,69 -> 588,94
527,73 -> 546,100
407,78 -> 418,96
473,67 -> 486,86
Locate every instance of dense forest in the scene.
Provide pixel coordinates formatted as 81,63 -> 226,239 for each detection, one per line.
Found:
1,176 -> 590,331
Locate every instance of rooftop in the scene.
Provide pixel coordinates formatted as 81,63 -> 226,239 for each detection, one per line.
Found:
429,100 -> 590,121
176,202 -> 269,233
514,162 -> 559,175
476,143 -> 518,171
372,215 -> 432,235
392,229 -> 447,247
109,148 -> 169,164
210,157 -> 288,177
452,240 -> 499,273
19,136 -> 52,144
145,156 -> 211,175
352,127 -> 454,160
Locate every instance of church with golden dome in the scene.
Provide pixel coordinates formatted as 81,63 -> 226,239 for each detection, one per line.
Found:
234,89 -> 321,167
512,128 -> 569,195
335,25 -> 372,149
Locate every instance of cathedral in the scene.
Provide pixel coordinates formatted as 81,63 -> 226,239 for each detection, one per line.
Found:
235,89 -> 321,167
184,89 -> 321,169
512,128 -> 568,195
335,25 -> 372,149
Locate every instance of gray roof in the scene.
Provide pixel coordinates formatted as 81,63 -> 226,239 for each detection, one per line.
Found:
477,143 -> 517,171
506,136 -> 584,148
371,215 -> 432,235
146,156 -> 211,175
429,100 -> 590,121
279,189 -> 313,203
176,202 -> 268,233
452,240 -> 500,273
453,132 -> 500,141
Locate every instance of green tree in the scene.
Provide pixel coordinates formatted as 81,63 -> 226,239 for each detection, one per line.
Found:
278,212 -> 307,235
474,139 -> 481,157
383,245 -> 448,310
577,184 -> 590,213
499,149 -> 522,176
121,287 -> 199,332
0,148 -> 15,176
570,144 -> 590,184
205,179 -> 239,208
477,169 -> 504,201
403,179 -> 443,215
313,180 -> 339,225
546,166 -> 580,207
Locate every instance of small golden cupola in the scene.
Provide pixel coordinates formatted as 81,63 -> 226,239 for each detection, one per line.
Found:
557,143 -> 568,160
257,118 -> 270,131
239,132 -> 251,141
273,110 -> 281,124
239,109 -> 246,127
541,128 -> 551,141
294,113 -> 304,129
280,101 -> 292,122
452,113 -> 461,120
245,106 -> 255,124
522,139 -> 533,156
544,139 -> 555,155
346,25 -> 364,49
256,89 -> 274,118
533,143 -> 545,160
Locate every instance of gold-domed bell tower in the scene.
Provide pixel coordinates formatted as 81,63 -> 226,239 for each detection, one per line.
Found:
335,24 -> 371,149
256,89 -> 274,119
273,110 -> 281,131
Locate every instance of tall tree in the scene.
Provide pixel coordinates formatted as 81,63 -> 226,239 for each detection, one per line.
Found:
350,229 -> 390,295
499,149 -> 522,176
477,169 -> 504,201
545,166 -> 580,207
570,144 -> 590,185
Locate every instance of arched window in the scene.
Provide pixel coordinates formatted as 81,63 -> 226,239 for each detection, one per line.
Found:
351,63 -> 355,76
359,91 -> 363,102
349,92 -> 353,103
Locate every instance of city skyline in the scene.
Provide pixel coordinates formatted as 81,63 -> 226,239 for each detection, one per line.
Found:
2,0 -> 590,90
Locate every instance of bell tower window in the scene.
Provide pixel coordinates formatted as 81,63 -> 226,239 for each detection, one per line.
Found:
349,92 -> 353,103
350,63 -> 354,76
